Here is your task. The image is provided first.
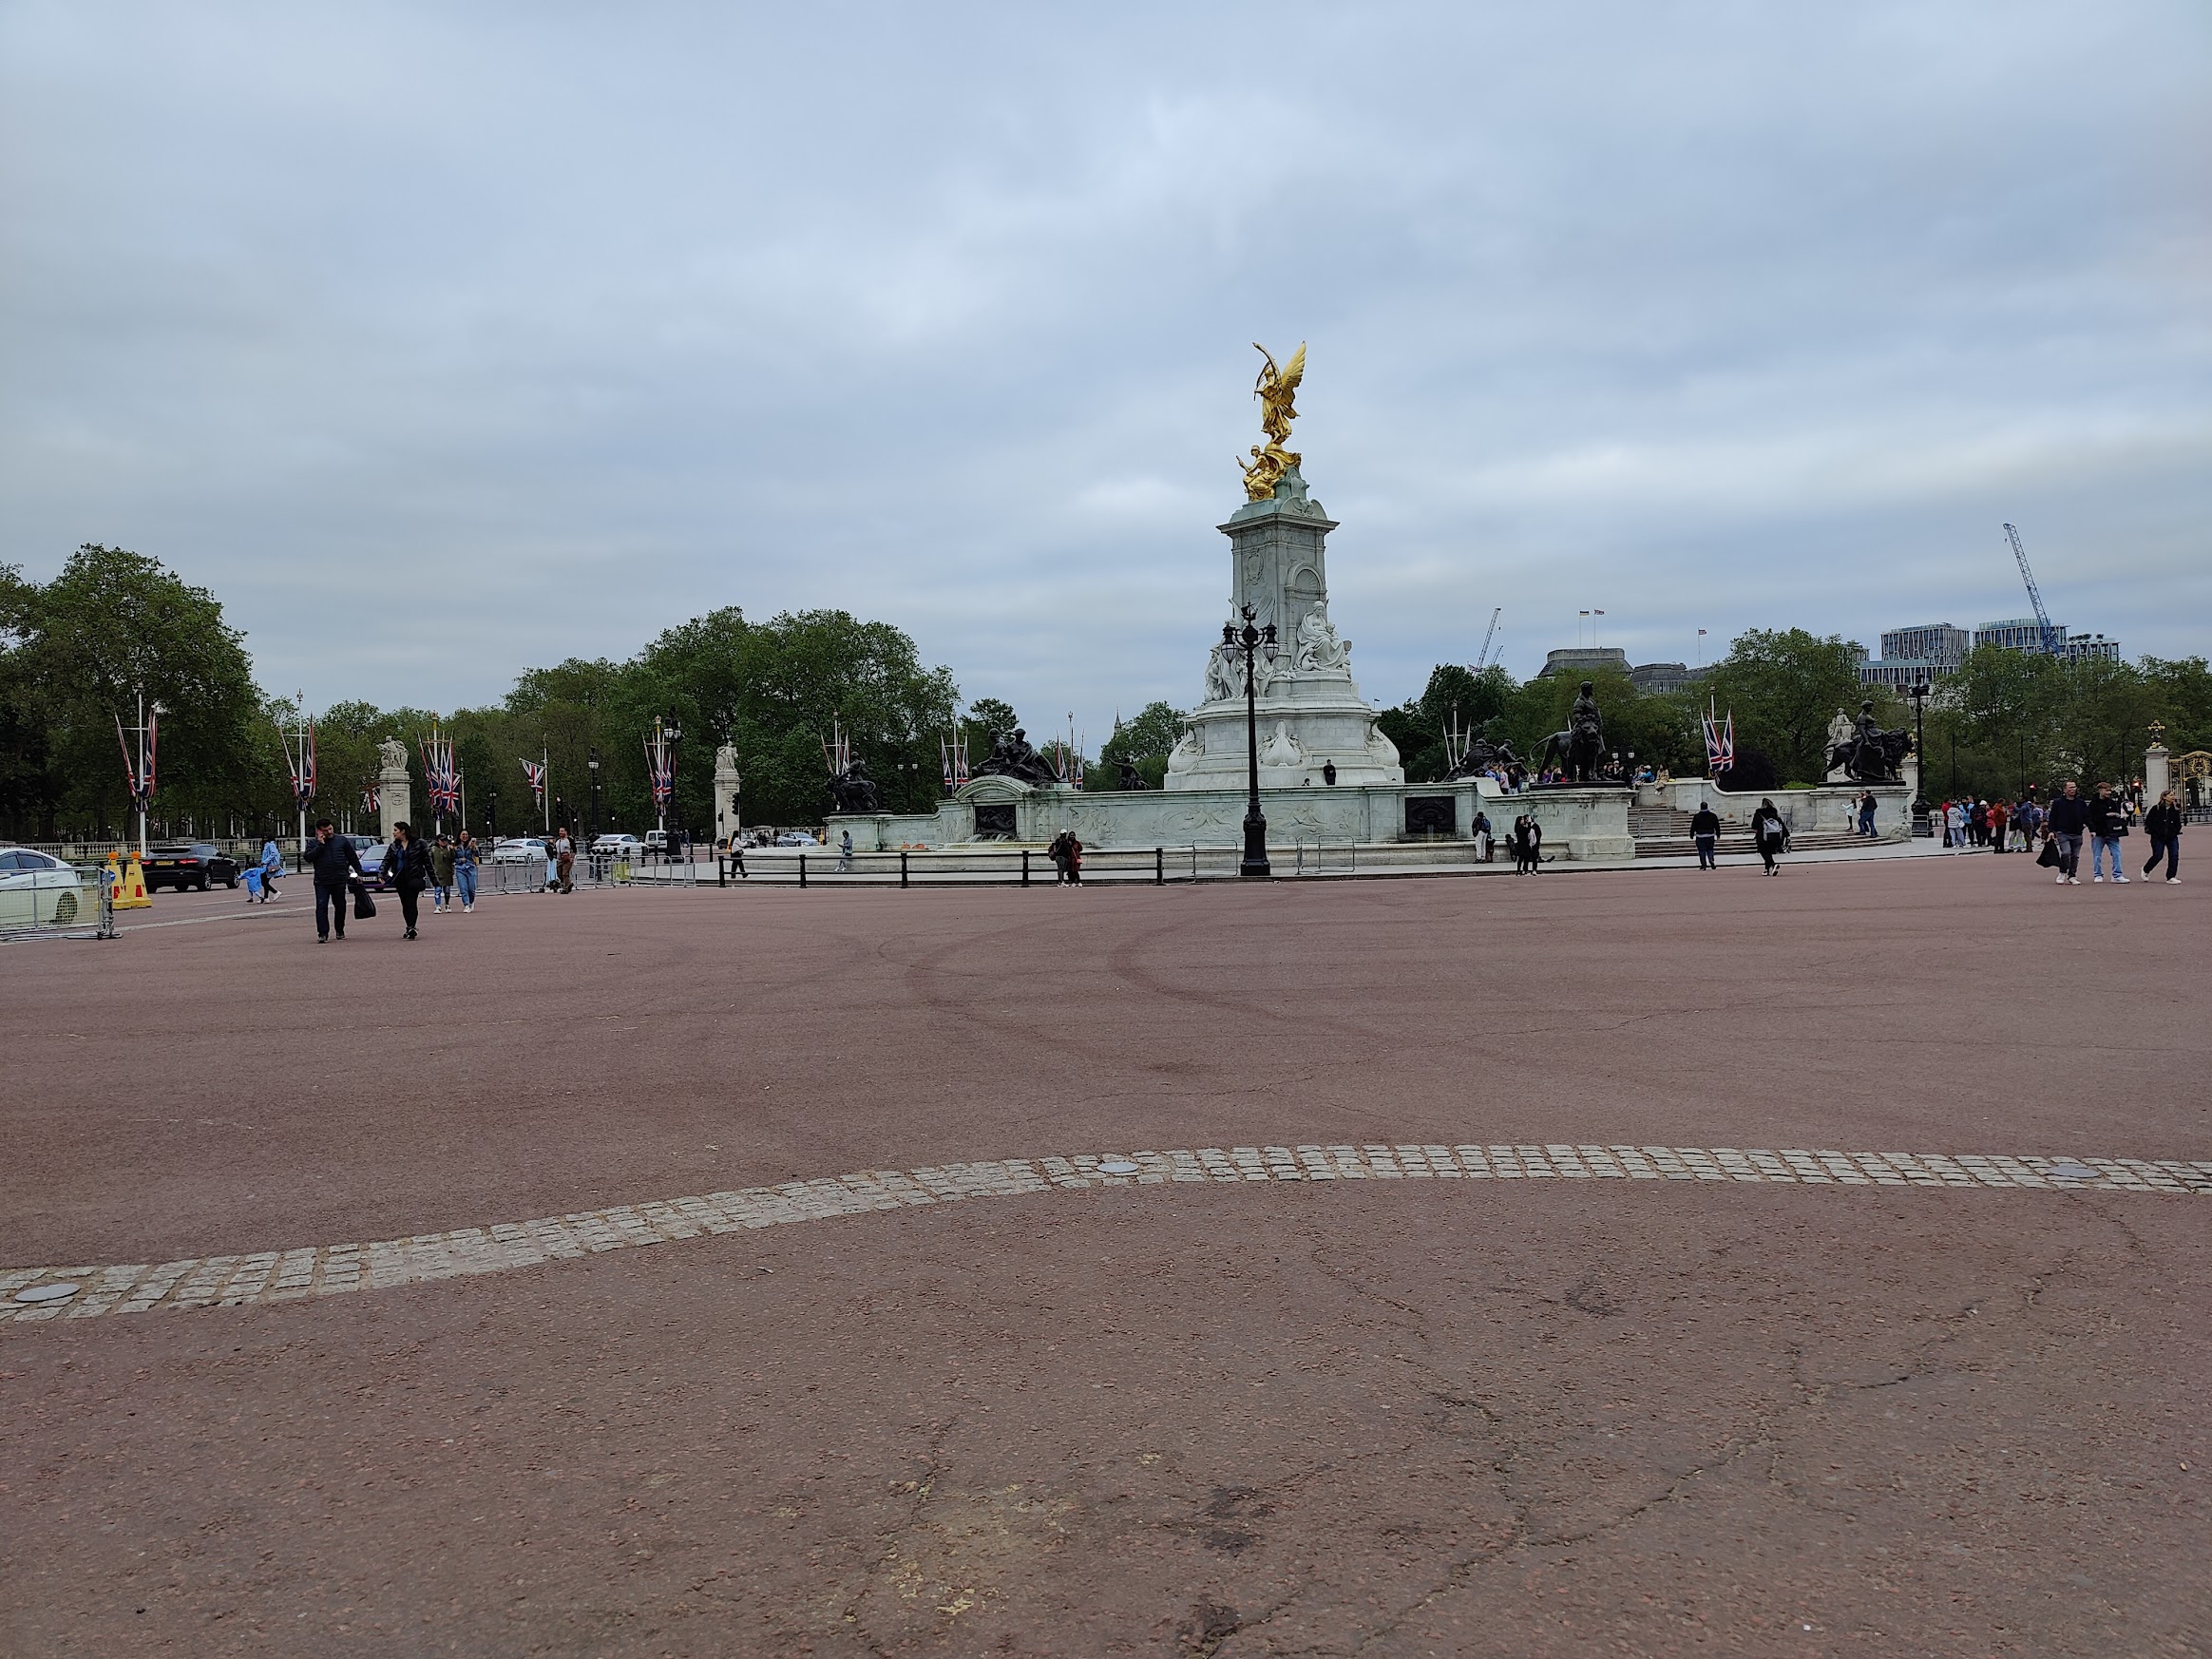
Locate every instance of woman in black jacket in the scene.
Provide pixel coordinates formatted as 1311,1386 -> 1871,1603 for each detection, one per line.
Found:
1750,799 -> 1789,875
385,821 -> 434,939
2143,791 -> 2183,883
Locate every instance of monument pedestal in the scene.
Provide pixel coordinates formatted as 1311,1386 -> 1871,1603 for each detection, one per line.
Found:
1166,468 -> 1402,791
714,745 -> 742,849
377,744 -> 411,842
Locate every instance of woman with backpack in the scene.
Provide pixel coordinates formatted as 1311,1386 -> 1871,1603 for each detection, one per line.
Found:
1751,798 -> 1789,875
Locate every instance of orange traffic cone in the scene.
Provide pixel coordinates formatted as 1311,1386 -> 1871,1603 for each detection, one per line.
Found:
114,850 -> 153,909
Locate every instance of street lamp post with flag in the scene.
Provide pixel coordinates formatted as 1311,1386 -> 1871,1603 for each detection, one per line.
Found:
116,689 -> 162,859
646,717 -> 679,841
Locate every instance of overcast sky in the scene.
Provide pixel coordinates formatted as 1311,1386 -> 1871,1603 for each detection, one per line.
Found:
4,3 -> 2207,739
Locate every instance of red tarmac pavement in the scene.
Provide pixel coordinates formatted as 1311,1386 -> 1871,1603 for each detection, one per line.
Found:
4,855 -> 2207,1655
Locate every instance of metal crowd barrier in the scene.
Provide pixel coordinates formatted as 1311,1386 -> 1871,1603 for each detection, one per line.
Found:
0,862 -> 112,941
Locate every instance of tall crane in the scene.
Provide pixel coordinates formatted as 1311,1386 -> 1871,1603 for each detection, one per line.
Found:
2002,524 -> 2062,656
1473,607 -> 1502,671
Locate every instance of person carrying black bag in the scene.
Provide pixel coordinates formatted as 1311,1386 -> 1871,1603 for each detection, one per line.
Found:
385,821 -> 433,940
304,818 -> 364,943
2144,790 -> 2183,883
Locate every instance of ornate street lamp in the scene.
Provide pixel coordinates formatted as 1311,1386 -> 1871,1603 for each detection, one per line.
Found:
1907,680 -> 1931,836
1221,604 -> 1278,877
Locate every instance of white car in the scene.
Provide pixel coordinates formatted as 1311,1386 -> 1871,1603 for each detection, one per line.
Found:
0,848 -> 87,927
593,833 -> 644,859
490,837 -> 549,865
773,831 -> 819,848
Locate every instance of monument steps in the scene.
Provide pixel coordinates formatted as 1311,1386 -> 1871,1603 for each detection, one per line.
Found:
1630,803 -> 1882,858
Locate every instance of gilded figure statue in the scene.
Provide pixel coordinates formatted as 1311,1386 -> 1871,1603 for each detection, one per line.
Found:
1239,341 -> 1306,501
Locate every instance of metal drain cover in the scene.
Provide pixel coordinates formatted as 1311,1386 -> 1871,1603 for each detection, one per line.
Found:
2046,1162 -> 2100,1182
15,1283 -> 81,1305
1097,1159 -> 1140,1175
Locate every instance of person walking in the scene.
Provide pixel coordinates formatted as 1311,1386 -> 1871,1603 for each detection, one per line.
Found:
304,819 -> 364,942
256,834 -> 285,903
836,828 -> 854,873
726,831 -> 748,880
2046,780 -> 2088,885
552,826 -> 576,893
2143,790 -> 2183,883
384,821 -> 432,938
2086,783 -> 2128,883
1751,798 -> 1788,875
429,834 -> 456,914
1986,797 -> 2009,853
1690,802 -> 1721,869
453,831 -> 479,912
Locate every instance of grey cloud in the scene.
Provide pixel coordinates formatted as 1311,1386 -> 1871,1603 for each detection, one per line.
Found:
2,2 -> 2205,735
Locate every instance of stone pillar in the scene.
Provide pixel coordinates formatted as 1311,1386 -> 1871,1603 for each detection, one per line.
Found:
377,740 -> 411,842
713,744 -> 742,849
2145,739 -> 2170,807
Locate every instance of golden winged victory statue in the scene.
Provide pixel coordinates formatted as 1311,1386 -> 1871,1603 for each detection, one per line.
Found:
1239,341 -> 1306,501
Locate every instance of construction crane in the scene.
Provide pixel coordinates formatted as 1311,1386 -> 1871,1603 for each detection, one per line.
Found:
2002,524 -> 2062,656
1473,606 -> 1502,671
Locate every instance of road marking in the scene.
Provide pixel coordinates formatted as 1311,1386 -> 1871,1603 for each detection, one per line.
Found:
5,1143 -> 2205,1324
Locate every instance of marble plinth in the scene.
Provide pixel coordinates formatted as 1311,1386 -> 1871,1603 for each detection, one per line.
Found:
830,775 -> 1634,862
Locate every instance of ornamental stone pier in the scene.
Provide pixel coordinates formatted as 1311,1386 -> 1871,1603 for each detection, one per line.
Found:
377,740 -> 412,842
714,744 -> 742,849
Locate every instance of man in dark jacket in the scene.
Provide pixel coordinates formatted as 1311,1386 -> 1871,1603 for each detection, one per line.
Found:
304,819 -> 364,943
2084,783 -> 2129,883
1690,803 -> 1722,869
2045,781 -> 2089,884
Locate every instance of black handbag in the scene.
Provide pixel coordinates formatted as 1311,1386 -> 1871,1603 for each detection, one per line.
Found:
2036,838 -> 2060,868
353,885 -> 377,920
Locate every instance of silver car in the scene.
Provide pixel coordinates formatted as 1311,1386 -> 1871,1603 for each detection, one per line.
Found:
0,848 -> 87,927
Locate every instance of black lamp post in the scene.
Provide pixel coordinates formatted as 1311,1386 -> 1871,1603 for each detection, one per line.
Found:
587,748 -> 601,841
1222,603 -> 1278,877
1907,680 -> 1931,836
486,786 -> 499,843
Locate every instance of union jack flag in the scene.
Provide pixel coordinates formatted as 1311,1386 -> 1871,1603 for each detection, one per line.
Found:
290,722 -> 316,809
116,711 -> 157,810
521,756 -> 546,804
646,740 -> 675,810
1703,703 -> 1735,774
421,731 -> 461,815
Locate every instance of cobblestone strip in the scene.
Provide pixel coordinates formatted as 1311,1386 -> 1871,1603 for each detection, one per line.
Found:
7,1147 -> 2207,1326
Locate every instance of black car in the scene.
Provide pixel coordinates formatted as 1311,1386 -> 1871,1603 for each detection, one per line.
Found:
142,843 -> 240,891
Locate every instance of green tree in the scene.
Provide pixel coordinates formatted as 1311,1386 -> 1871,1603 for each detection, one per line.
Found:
1095,700 -> 1185,790
1705,629 -> 1877,785
5,545 -> 262,838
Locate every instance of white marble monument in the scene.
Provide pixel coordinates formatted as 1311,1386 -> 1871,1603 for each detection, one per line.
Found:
1165,467 -> 1403,791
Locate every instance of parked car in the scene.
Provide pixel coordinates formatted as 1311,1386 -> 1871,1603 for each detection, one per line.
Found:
0,848 -> 86,927
142,842 -> 240,892
593,833 -> 644,860
490,837 -> 548,865
351,835 -> 391,887
773,831 -> 819,847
